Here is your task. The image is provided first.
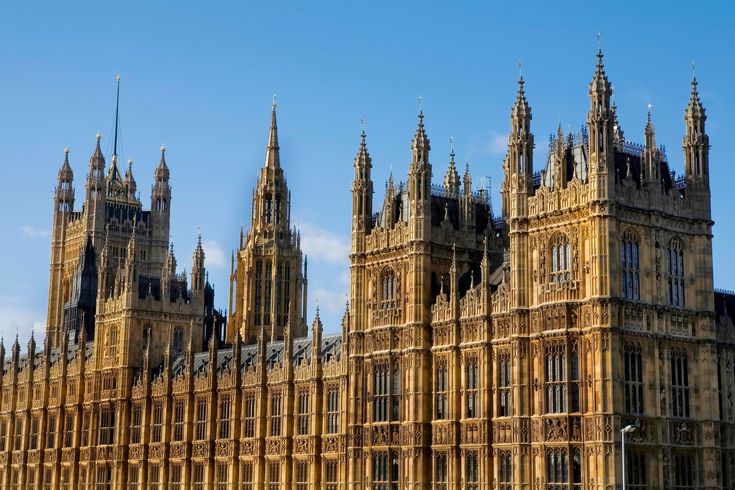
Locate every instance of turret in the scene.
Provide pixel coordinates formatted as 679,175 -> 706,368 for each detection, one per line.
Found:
311,306 -> 323,364
85,134 -> 107,232
643,108 -> 660,184
152,145 -> 171,213
503,72 -> 534,221
191,233 -> 206,292
443,140 -> 460,196
351,128 -> 374,235
683,76 -> 709,186
407,104 -> 432,223
587,49 -> 615,196
55,146 -> 74,215
125,159 -> 138,201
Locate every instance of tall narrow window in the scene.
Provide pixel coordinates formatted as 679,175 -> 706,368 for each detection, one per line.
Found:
219,395 -> 231,439
625,343 -> 644,414
82,410 -> 90,446
466,357 -> 479,418
674,452 -> 695,489
193,464 -> 205,490
435,360 -> 448,420
466,451 -> 479,490
392,365 -> 400,421
668,239 -> 685,307
326,387 -> 339,434
151,402 -> 163,443
295,462 -> 308,490
130,405 -> 142,444
570,347 -> 580,412
148,465 -> 160,490
621,233 -> 640,300
546,448 -> 569,488
264,197 -> 272,224
128,466 -> 139,490
671,349 -> 690,418
241,462 -> 253,490
270,393 -> 282,437
64,413 -> 74,447
243,394 -> 256,438
498,353 -> 512,417
13,416 -> 23,450
217,463 -> 228,490
0,418 -> 6,452
297,391 -> 310,435
105,326 -> 118,359
374,363 -> 389,422
171,465 -> 183,489
172,327 -> 184,357
372,451 -> 398,490
627,450 -> 647,489
264,261 -> 272,326
325,460 -> 338,490
254,260 -> 263,325
546,344 -> 567,413
268,462 -> 280,490
550,234 -> 572,282
173,400 -> 185,441
499,451 -> 512,490
435,452 -> 448,490
46,415 -> 56,449
30,415 -> 39,450
380,268 -> 397,308
196,398 -> 207,440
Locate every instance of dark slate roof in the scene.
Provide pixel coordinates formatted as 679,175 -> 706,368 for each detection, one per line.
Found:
167,334 -> 343,378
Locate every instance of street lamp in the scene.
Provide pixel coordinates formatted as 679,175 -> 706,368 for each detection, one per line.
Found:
621,424 -> 637,490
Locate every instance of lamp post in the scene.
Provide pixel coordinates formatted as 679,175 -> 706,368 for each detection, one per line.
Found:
621,424 -> 637,490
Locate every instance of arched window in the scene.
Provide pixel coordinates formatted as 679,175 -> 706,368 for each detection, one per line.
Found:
550,235 -> 571,283
498,352 -> 512,417
380,268 -> 397,308
624,342 -> 644,414
466,356 -> 479,418
621,232 -> 640,300
667,239 -> 685,307
435,360 -> 448,420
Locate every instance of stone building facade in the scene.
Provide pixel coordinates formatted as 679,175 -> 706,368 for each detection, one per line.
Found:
1,50 -> 734,489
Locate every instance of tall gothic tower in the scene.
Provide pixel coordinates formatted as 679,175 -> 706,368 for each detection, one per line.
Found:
229,102 -> 307,343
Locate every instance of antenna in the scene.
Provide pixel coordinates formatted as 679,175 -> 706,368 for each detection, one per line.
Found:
113,74 -> 121,158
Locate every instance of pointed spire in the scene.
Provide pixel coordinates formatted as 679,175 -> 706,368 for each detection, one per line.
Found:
463,160 -> 472,196
512,66 -> 530,118
155,144 -> 170,181
355,127 -> 371,168
411,96 -> 431,163
590,47 -> 612,96
686,74 -> 705,118
90,133 -> 105,166
58,146 -> 74,182
125,159 -> 137,199
443,137 -> 460,195
265,97 -> 281,168
311,304 -> 323,362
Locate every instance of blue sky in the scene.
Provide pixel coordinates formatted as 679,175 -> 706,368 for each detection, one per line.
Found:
1,1 -> 733,345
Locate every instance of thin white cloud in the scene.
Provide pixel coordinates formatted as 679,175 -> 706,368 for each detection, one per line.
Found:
486,131 -> 508,156
202,240 -> 226,269
312,287 -> 349,317
0,298 -> 46,347
20,225 -> 49,239
298,221 -> 350,265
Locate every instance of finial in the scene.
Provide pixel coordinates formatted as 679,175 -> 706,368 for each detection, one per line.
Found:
116,73 -> 121,82
418,95 -> 423,115
96,133 -> 101,141
272,94 -> 277,109
449,136 -> 455,155
161,144 -> 166,154
596,32 -> 601,51
360,115 -> 366,135
64,145 -> 70,154
518,60 -> 523,78
691,60 -> 696,78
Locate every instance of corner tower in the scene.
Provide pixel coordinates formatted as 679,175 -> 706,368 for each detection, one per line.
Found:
230,101 -> 307,343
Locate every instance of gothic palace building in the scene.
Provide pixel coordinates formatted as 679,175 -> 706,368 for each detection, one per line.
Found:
1,50 -> 734,489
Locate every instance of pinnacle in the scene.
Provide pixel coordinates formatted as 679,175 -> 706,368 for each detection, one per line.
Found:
265,102 -> 280,168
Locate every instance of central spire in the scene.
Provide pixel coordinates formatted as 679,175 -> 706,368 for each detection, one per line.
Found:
265,96 -> 280,168
113,74 -> 121,159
